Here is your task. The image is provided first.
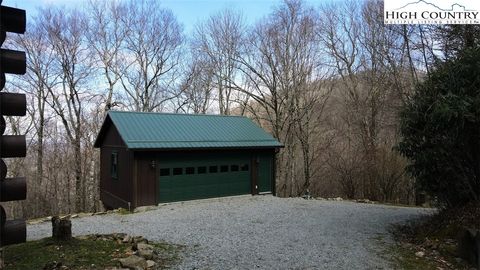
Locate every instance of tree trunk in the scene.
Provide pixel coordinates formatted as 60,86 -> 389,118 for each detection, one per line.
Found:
74,138 -> 83,212
36,106 -> 45,215
52,216 -> 72,241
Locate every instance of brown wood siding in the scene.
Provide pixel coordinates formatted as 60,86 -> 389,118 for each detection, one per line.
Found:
99,124 -> 134,209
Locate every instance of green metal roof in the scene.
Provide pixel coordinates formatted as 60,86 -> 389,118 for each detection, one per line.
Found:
95,111 -> 283,150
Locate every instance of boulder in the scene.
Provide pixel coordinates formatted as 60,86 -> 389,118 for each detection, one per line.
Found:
146,260 -> 156,268
138,249 -> 154,260
458,228 -> 479,267
118,255 -> 147,269
136,243 -> 155,260
122,235 -> 132,243
415,251 -> 425,258
136,243 -> 154,251
133,236 -> 147,244
113,233 -> 127,240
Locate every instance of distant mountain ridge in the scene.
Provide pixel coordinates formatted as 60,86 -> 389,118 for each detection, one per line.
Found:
394,0 -> 474,11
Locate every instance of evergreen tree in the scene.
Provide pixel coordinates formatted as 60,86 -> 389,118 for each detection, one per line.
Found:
398,47 -> 480,207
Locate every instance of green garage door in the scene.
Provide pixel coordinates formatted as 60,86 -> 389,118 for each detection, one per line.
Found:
158,153 -> 252,203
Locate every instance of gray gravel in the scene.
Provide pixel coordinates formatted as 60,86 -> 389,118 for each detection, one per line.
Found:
28,195 -> 431,269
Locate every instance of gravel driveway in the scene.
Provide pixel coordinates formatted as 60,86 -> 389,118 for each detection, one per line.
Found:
28,195 -> 431,269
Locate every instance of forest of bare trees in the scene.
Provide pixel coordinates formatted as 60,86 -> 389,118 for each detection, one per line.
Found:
3,0 -> 459,219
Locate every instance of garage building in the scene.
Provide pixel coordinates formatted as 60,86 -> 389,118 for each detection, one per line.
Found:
94,111 -> 283,210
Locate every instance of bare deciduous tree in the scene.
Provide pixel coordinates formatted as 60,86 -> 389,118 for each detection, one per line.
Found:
118,0 -> 184,112
235,0 -> 332,196
42,7 -> 94,211
178,54 -> 214,114
319,0 -> 419,202
192,9 -> 245,115
13,16 -> 60,216
86,0 -> 127,112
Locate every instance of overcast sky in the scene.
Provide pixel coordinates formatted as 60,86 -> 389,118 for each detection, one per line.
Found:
2,0 -> 334,33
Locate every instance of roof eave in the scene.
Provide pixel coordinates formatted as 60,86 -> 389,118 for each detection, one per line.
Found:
127,145 -> 284,151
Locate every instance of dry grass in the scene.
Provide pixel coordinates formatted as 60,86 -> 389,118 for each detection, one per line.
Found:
390,202 -> 480,270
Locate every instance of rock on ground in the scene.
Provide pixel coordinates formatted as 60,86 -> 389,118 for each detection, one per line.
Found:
118,255 -> 147,269
27,195 -> 432,269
